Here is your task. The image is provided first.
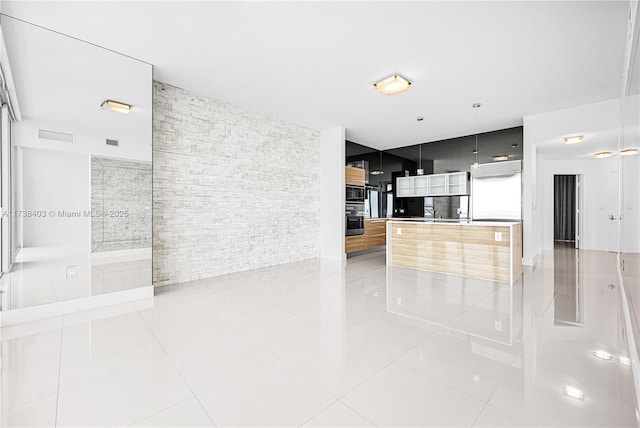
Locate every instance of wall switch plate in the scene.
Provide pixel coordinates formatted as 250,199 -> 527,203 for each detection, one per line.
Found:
494,232 -> 502,242
494,321 -> 503,332
66,265 -> 78,279
397,228 -> 402,235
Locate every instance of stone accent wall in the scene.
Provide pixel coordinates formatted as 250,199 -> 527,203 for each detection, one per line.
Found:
152,81 -> 321,286
91,156 -> 152,251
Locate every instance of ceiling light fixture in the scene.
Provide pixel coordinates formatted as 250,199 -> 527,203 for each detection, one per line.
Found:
492,155 -> 509,162
374,74 -> 411,96
417,143 -> 424,175
594,151 -> 612,159
621,149 -> 639,156
472,103 -> 481,169
371,151 -> 384,175
564,136 -> 583,145
101,99 -> 132,114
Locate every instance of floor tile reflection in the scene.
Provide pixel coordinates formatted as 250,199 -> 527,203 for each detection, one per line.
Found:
1,245 -> 637,427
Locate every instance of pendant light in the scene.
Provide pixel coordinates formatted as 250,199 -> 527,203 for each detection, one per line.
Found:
371,150 -> 384,175
417,143 -> 424,175
472,103 -> 481,169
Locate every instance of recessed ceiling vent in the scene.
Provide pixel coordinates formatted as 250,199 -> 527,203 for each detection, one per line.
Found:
38,129 -> 74,143
106,139 -> 119,147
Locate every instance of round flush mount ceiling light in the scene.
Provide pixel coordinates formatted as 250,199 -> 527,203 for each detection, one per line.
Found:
621,148 -> 639,156
593,151 -> 612,159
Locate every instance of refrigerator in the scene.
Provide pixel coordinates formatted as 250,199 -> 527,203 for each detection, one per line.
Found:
471,161 -> 522,221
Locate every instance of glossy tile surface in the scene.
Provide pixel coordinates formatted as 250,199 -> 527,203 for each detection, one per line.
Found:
1,245 -> 637,427
0,245 -> 151,311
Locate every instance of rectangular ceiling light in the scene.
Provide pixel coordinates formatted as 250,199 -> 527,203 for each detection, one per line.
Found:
374,74 -> 411,95
564,136 -> 583,145
593,151 -> 612,159
492,155 -> 509,161
101,99 -> 132,114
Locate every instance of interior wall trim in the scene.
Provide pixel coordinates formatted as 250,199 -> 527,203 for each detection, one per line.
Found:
0,286 -> 153,326
616,253 -> 640,414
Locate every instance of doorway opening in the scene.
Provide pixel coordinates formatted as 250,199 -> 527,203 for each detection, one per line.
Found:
554,174 -> 582,249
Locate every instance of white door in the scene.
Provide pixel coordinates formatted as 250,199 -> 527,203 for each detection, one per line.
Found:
605,170 -> 620,252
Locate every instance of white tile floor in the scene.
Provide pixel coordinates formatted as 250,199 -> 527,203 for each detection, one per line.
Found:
0,246 -> 151,311
1,245 -> 637,427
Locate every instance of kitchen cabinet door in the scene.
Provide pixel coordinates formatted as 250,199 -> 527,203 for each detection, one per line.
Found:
346,166 -> 365,186
428,174 -> 447,196
413,175 -> 429,196
396,177 -> 413,197
345,235 -> 366,253
447,172 -> 469,195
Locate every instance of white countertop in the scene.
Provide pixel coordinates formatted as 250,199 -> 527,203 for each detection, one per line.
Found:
388,218 -> 521,227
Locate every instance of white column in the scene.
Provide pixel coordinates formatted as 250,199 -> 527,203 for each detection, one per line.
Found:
522,120 -> 537,266
320,127 -> 345,261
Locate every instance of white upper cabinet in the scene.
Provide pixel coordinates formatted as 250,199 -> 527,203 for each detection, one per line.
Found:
396,177 -> 413,197
428,174 -> 447,196
397,172 -> 469,197
447,172 -> 470,195
413,175 -> 429,196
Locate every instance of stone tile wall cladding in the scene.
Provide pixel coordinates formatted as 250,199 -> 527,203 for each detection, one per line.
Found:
91,156 -> 152,251
153,81 -> 321,286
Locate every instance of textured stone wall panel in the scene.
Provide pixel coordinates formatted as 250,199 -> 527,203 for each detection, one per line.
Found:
153,82 -> 321,286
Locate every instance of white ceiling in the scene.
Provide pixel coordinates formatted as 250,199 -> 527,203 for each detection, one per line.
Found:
1,16 -> 152,142
1,1 -> 631,151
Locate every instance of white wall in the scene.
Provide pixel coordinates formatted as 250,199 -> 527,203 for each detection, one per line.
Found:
522,122 -> 538,265
523,98 -> 629,262
622,153 -> 640,253
320,127 -> 345,261
539,157 -> 618,252
22,147 -> 90,247
13,119 -> 151,163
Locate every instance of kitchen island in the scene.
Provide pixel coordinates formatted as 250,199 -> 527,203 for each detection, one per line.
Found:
386,219 -> 522,285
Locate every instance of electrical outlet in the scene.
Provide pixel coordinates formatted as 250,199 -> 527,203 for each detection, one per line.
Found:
66,265 -> 78,279
494,232 -> 502,242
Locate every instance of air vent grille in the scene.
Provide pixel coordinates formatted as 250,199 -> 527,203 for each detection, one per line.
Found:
106,139 -> 119,147
38,129 -> 74,143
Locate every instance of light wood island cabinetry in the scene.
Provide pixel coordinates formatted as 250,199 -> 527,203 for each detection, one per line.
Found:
387,220 -> 522,284
365,219 -> 387,248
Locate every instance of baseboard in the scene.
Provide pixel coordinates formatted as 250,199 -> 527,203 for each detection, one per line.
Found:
0,286 -> 153,326
616,253 -> 640,416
